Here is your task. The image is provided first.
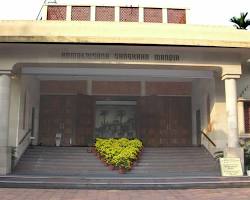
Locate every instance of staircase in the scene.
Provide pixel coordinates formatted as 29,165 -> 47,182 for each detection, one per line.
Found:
13,146 -> 220,177
131,147 -> 220,177
13,147 -> 115,177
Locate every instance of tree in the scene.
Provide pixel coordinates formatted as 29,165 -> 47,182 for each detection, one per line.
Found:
117,110 -> 126,125
230,12 -> 250,30
100,110 -> 108,126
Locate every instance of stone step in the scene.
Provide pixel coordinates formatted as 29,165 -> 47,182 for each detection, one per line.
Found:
5,175 -> 250,190
13,146 -> 220,177
16,160 -> 218,168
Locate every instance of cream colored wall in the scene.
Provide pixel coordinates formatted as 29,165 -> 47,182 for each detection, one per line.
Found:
0,21 -> 250,48
192,75 -> 229,154
209,76 -> 229,150
8,75 -> 40,165
8,77 -> 21,147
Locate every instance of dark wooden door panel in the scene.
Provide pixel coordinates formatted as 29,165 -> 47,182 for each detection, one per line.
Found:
137,96 -> 192,147
39,95 -> 76,146
39,95 -> 95,146
75,94 -> 95,146
39,95 -> 65,146
62,96 -> 76,146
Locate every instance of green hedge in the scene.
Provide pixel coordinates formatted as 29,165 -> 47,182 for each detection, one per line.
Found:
95,138 -> 143,169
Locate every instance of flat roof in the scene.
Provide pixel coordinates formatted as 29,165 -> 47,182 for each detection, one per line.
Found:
0,20 -> 250,48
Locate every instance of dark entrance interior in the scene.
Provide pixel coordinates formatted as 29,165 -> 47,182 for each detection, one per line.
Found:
39,95 -> 192,147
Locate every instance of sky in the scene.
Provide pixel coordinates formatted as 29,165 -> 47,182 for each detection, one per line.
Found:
0,0 -> 249,26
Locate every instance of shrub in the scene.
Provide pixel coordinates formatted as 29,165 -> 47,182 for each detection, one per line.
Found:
94,138 -> 143,170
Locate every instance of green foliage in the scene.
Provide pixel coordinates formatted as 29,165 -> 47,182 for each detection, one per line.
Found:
230,12 -> 250,29
243,141 -> 250,170
238,139 -> 250,171
95,138 -> 143,169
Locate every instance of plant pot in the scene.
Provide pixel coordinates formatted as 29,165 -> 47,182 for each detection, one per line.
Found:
96,153 -> 101,159
127,166 -> 132,171
108,165 -> 115,170
119,167 -> 127,174
91,147 -> 96,153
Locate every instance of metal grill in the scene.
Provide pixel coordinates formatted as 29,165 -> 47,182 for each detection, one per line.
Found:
71,6 -> 90,21
95,6 -> 115,21
120,7 -> 139,22
244,102 -> 250,133
144,8 -> 162,23
167,9 -> 186,24
47,6 -> 66,20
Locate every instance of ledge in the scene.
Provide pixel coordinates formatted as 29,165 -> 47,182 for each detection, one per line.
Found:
0,20 -> 250,48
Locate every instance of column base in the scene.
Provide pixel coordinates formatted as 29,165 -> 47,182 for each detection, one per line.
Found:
224,147 -> 244,171
0,146 -> 12,175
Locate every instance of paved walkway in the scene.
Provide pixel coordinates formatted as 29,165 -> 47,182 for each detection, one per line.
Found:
1,188 -> 250,200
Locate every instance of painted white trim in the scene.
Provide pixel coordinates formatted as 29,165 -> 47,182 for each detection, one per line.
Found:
45,4 -> 189,10
42,5 -> 48,20
90,6 -> 96,21
96,101 -> 136,105
225,78 -> 239,147
185,9 -> 191,24
162,8 -> 168,23
22,67 -> 214,79
38,76 -> 194,82
66,5 -> 72,21
115,6 -> 120,22
139,7 -> 144,22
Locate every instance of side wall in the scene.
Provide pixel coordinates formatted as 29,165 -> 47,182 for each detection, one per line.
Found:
192,75 -> 228,154
8,75 -> 40,165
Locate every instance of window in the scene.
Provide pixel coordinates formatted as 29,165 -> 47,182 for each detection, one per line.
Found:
95,6 -> 115,21
120,7 -> 139,22
144,8 -> 162,23
167,9 -> 186,24
71,6 -> 90,21
244,102 -> 250,133
47,6 -> 66,20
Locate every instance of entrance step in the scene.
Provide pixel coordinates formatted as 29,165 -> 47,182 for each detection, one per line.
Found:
1,176 -> 250,190
13,146 -> 220,177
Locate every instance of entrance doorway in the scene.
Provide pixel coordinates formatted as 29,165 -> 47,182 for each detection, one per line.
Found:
39,95 -> 192,147
38,94 -> 95,146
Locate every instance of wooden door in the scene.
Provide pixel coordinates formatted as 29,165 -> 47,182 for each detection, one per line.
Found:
39,95 -> 66,146
74,94 -> 95,146
39,95 -> 95,146
61,96 -> 76,146
137,96 -> 192,147
136,96 -> 161,146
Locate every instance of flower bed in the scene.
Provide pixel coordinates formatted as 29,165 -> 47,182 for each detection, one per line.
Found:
94,138 -> 143,173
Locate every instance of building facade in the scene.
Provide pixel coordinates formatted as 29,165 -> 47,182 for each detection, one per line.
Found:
0,2 -> 250,175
